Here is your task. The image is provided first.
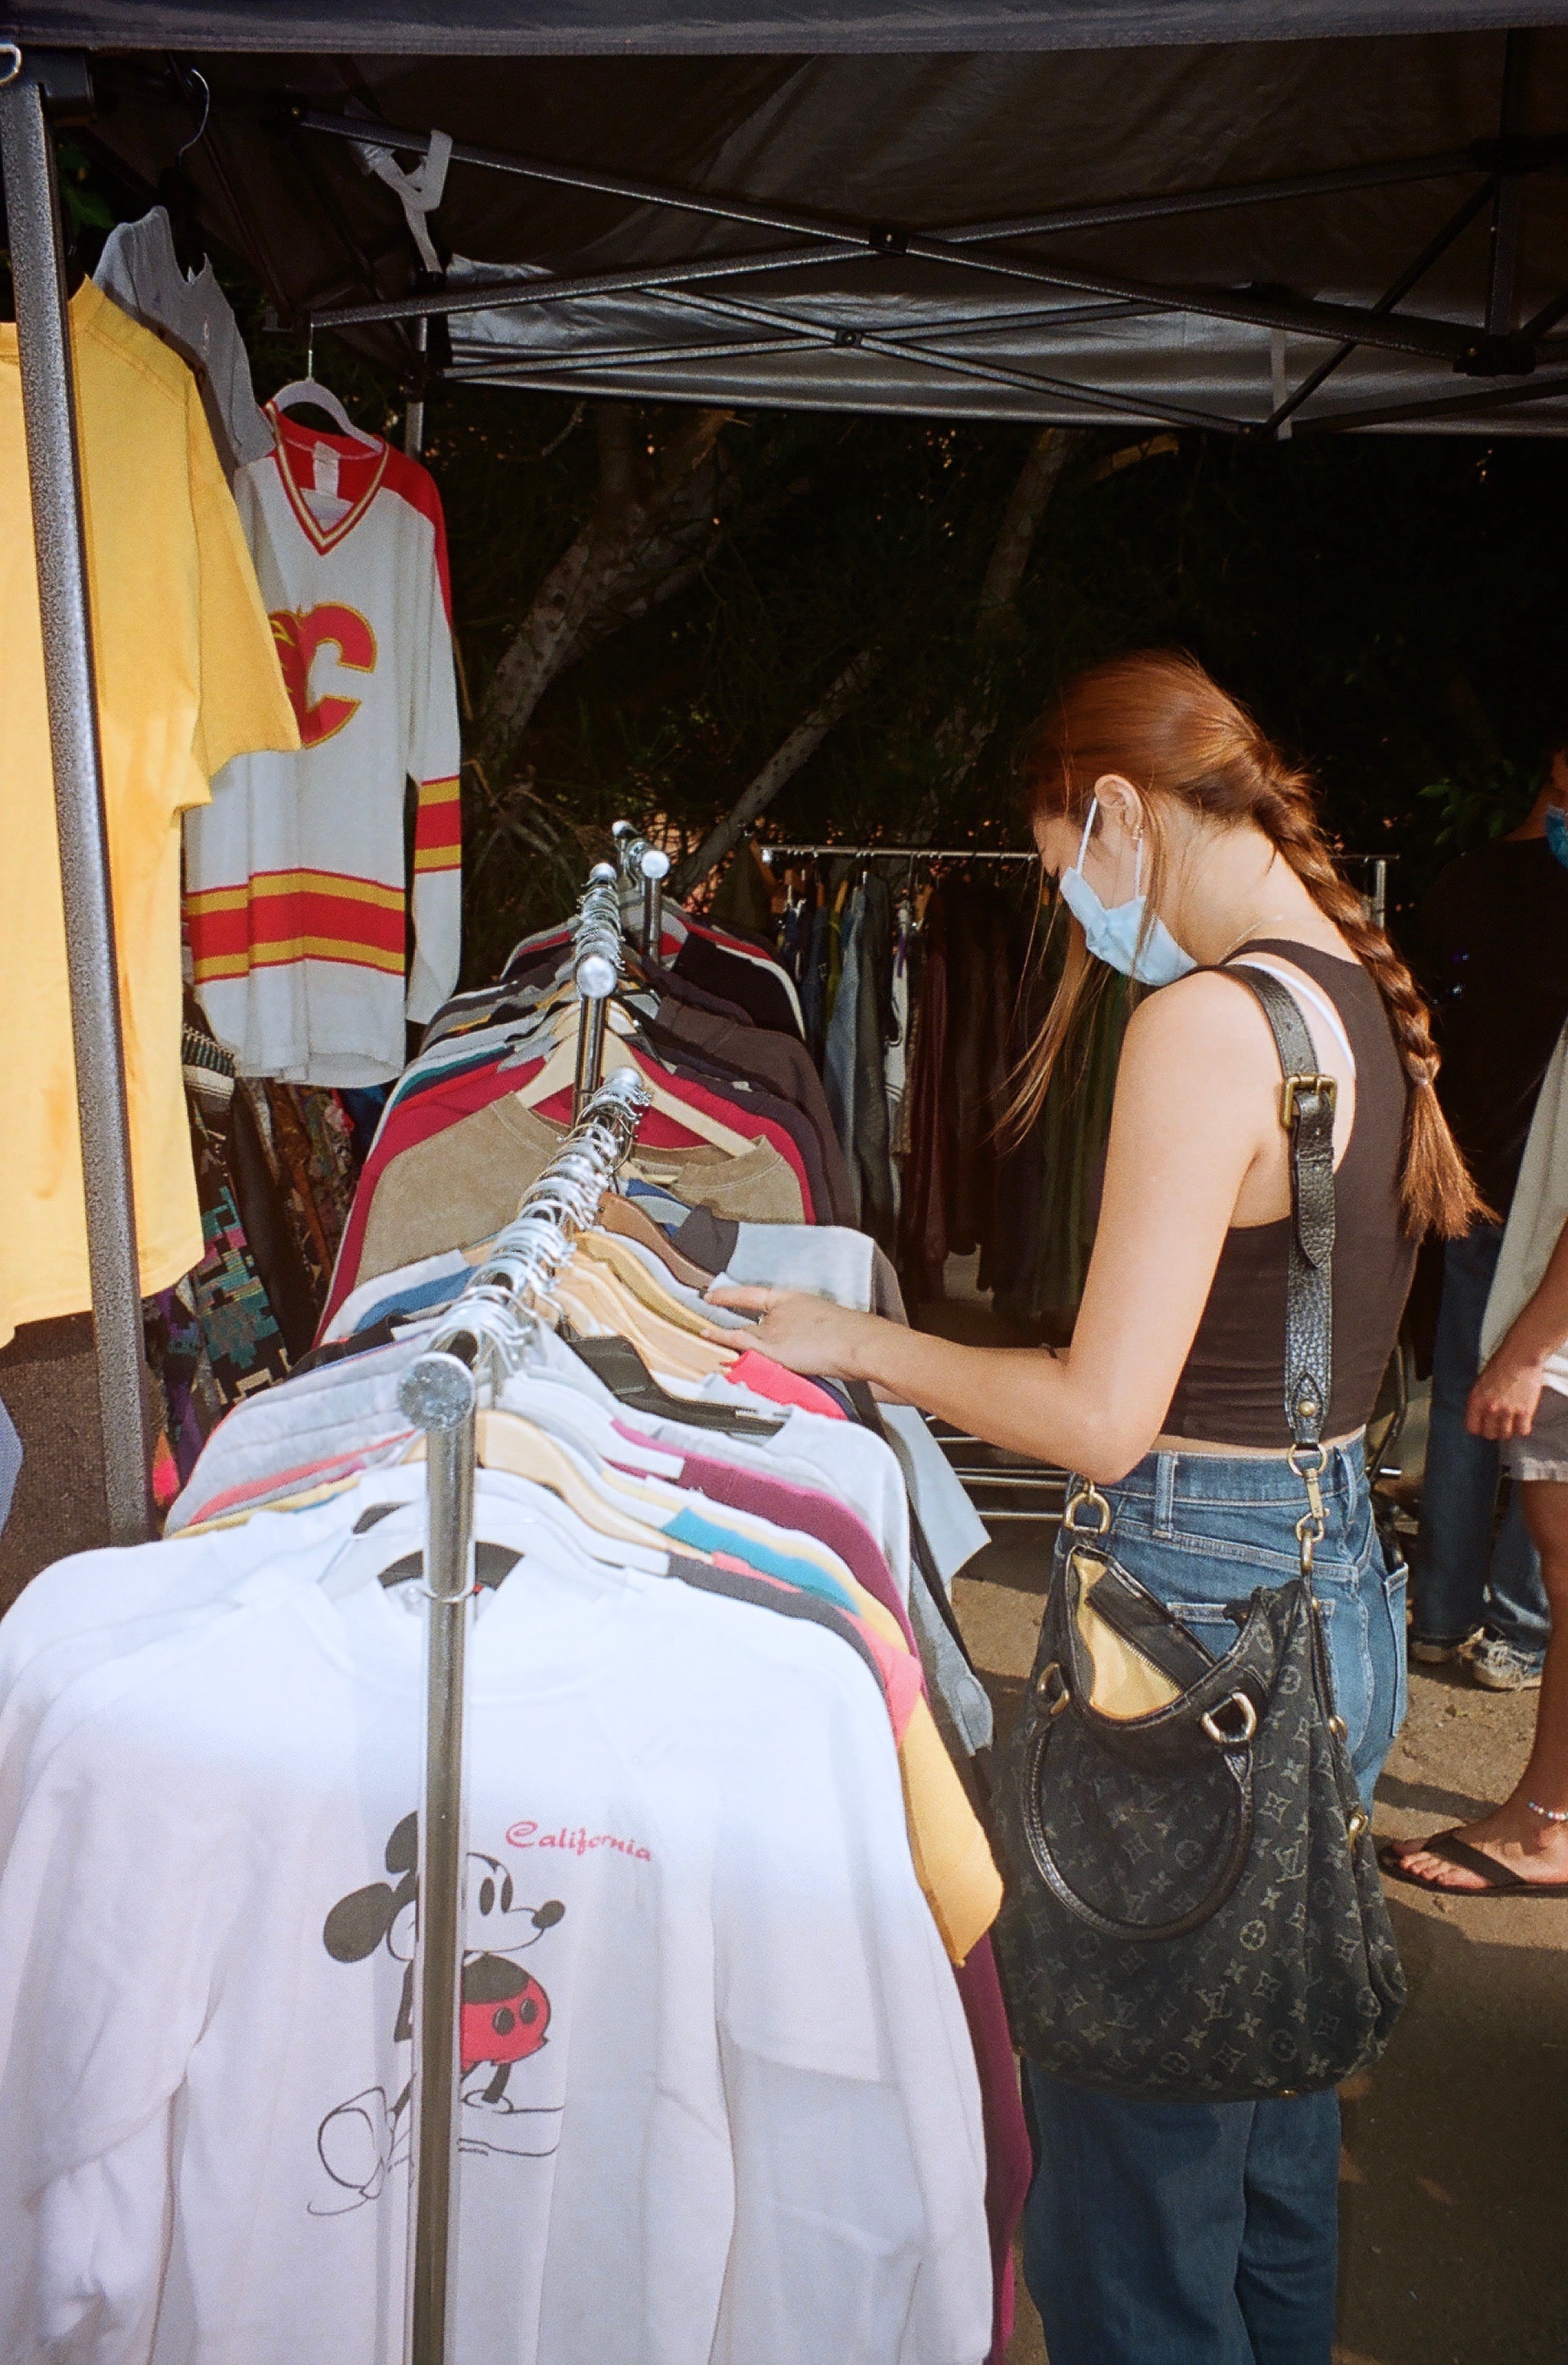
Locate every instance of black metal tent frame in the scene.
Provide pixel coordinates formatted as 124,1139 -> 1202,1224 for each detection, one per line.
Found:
286,83 -> 1568,438
5,21 -> 1568,1556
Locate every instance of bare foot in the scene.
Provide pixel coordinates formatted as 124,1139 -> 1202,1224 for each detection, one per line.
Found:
1387,1798 -> 1568,1891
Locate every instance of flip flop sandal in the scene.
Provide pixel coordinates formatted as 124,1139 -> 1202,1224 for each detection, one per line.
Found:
1379,1830 -> 1568,1899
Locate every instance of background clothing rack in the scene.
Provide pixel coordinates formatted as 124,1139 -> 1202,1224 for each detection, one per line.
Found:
763,842 -> 1038,863
396,1058 -> 651,2365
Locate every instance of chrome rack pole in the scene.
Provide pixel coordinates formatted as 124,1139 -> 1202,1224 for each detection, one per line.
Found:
389,1069 -> 648,2365
397,1349 -> 479,2365
0,53 -> 151,1543
570,862 -> 622,1119
641,852 -> 669,965
612,821 -> 671,961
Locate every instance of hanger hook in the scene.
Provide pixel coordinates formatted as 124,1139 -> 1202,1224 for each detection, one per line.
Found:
305,322 -> 315,381
174,68 -> 211,164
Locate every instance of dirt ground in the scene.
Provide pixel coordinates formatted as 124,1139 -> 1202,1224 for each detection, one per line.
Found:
954,1540 -> 1568,2365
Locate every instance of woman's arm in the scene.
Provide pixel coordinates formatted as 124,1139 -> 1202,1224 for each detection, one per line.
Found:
1467,1211 -> 1568,1442
714,973 -> 1280,1481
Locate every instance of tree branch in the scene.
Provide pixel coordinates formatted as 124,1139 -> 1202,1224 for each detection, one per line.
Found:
672,648 -> 880,896
926,426 -> 1083,804
978,427 -> 1080,624
475,401 -> 735,781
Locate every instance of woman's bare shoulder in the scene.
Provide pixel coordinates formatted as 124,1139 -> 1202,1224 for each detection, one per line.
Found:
1122,969 -> 1282,1067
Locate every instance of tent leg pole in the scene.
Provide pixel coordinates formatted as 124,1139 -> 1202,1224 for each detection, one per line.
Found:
0,64 -> 150,1546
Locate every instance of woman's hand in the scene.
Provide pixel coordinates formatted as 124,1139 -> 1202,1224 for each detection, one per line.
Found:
705,1285 -> 884,1382
1467,1343 -> 1547,1441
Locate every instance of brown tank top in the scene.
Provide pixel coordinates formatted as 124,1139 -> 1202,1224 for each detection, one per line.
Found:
1161,941 -> 1417,1447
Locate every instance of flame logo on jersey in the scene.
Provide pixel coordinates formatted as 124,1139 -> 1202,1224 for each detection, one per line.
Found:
272,604 -> 377,747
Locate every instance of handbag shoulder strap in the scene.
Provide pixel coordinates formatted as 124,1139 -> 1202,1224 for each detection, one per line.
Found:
1222,963 -> 1338,1451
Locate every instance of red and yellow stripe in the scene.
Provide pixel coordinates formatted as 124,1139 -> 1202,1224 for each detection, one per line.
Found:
413,774 -> 462,875
187,868 -> 407,984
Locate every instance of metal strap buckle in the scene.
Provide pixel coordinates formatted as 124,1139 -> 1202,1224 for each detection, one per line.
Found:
1034,1660 -> 1072,1717
1200,1690 -> 1259,1748
1287,1442 -> 1327,1526
1062,1482 -> 1112,1536
1280,1072 -> 1338,1127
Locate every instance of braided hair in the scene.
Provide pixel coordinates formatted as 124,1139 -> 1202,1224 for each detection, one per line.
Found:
1017,649 -> 1482,1239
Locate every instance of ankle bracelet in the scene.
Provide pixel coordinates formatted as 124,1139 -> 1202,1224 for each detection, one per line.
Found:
1525,1798 -> 1568,1824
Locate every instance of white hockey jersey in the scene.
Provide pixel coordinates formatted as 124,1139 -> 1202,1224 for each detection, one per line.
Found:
185,407 -> 462,1084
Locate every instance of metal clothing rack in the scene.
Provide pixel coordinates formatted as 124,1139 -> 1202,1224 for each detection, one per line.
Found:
612,818 -> 672,960
568,862 -> 626,1117
0,55 -> 150,1542
394,1065 -> 650,2365
762,842 -> 1038,865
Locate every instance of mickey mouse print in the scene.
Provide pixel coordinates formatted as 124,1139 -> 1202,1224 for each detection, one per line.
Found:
312,1811 -> 567,2213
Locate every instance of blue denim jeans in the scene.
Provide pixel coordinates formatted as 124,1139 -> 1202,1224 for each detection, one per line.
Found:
1411,1225 -> 1548,1660
1021,1438 -> 1406,2365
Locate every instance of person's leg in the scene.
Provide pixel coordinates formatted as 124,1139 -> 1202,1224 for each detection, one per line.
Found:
1021,2065 -> 1256,2365
1234,2092 -> 1341,2365
1389,1464 -> 1568,1889
1411,1228 -> 1544,1658
1471,1474 -> 1552,1681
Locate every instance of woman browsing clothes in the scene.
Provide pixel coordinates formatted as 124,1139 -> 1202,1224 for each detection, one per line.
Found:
715,651 -> 1480,2365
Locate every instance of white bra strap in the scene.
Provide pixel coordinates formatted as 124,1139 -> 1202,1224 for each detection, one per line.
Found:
1229,955 -> 1357,1082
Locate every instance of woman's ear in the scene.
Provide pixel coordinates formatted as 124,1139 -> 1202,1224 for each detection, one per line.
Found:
1092,774 -> 1145,841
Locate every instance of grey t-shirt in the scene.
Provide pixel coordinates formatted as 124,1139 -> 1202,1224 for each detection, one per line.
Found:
95,208 -> 273,480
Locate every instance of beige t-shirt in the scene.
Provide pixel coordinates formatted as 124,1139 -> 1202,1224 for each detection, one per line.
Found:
0,280 -> 297,1343
354,1096 -> 806,1292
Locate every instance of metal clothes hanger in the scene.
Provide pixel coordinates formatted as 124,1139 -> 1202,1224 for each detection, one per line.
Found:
155,67 -> 211,280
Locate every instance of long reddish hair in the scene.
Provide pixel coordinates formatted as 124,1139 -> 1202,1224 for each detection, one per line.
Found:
1014,650 -> 1482,1241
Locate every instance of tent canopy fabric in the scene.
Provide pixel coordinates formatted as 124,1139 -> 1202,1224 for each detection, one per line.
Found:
11,2 -> 1568,53
21,21 -> 1568,430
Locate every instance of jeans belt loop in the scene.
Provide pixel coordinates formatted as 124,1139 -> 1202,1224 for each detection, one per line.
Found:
1153,1450 -> 1177,1539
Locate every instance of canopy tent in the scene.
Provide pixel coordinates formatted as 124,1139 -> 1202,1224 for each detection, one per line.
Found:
12,18 -> 1568,433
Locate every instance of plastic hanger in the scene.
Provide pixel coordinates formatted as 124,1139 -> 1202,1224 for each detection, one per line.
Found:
270,330 -> 381,450
322,1468 -> 655,1602
596,1192 -> 718,1291
576,1232 -> 734,1343
270,381 -> 381,448
554,1260 -> 734,1385
397,1408 -> 671,1552
564,1333 -> 784,1436
514,1006 -> 758,1158
475,1409 -> 691,1550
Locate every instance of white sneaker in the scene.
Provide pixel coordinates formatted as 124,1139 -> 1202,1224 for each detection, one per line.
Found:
1468,1636 -> 1545,1692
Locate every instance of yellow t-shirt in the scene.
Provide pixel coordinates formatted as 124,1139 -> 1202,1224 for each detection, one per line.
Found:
0,279 -> 298,1346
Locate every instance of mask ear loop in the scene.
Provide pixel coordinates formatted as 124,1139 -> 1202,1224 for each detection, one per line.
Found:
1073,797 -> 1099,875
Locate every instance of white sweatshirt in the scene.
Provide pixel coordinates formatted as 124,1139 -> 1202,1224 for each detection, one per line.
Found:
1481,1017 -> 1568,1397
185,408 -> 462,1084
0,1519 -> 989,2365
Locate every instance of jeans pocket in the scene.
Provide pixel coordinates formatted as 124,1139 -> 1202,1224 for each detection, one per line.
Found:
1164,1601 -> 1252,1672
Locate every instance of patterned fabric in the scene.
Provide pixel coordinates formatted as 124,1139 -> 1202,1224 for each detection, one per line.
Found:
187,1107 -> 292,1405
266,1084 -> 341,1297
283,1085 -> 358,1262
144,1277 -> 227,1484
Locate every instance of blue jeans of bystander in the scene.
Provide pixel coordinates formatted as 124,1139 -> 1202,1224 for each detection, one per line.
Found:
1411,1224 -> 1548,1662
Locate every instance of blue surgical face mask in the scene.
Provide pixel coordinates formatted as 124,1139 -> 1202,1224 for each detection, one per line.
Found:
1547,802 -> 1568,872
1057,797 -> 1197,987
